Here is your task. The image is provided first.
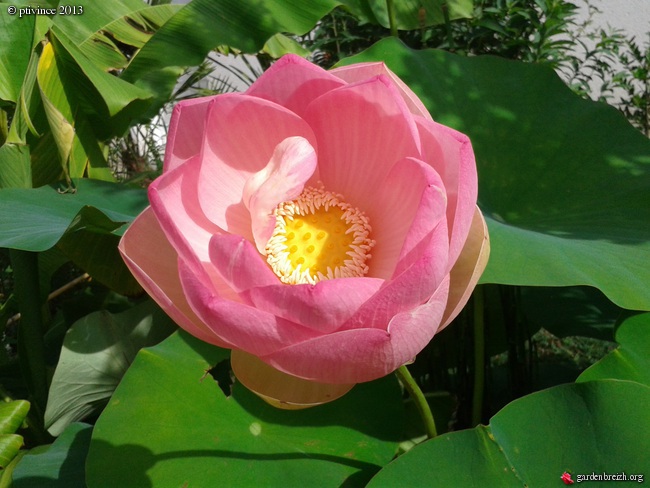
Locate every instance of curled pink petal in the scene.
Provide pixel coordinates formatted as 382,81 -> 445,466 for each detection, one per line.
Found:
243,136 -> 317,252
198,94 -> 318,234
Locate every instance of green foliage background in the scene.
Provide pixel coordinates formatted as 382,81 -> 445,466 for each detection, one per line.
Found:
0,0 -> 648,486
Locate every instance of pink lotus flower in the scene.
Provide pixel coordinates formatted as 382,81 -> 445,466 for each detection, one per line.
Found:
119,55 -> 489,408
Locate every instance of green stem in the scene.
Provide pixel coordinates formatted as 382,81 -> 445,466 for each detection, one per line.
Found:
9,250 -> 48,424
386,0 -> 398,38
471,286 -> 485,426
441,2 -> 454,51
395,365 -> 438,439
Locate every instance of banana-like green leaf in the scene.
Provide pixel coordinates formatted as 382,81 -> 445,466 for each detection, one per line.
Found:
263,33 -> 311,58
6,36 -> 42,146
0,400 -> 29,470
0,6 -> 34,103
120,0 -> 344,112
0,144 -> 31,190
52,0 -> 180,72
0,435 -> 24,470
36,41 -> 82,180
0,401 -> 29,436
50,28 -> 152,131
343,0 -> 474,30
35,27 -> 153,181
0,42 -> 39,189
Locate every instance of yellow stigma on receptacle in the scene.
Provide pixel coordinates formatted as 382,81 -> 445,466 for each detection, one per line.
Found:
265,185 -> 375,285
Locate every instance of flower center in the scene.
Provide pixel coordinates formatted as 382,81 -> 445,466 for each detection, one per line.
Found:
265,186 -> 375,285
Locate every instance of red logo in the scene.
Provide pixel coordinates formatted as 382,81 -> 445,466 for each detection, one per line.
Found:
561,472 -> 574,485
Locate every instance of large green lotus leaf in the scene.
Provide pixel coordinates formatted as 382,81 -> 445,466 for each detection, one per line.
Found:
578,312 -> 650,386
87,331 -> 403,487
45,301 -> 176,436
11,423 -> 92,487
367,380 -> 650,487
340,38 -> 650,311
0,179 -> 148,251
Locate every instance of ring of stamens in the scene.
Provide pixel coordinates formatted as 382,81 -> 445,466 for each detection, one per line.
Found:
265,185 -> 375,285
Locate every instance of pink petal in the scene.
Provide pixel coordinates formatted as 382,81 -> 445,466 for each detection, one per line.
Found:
208,234 -> 279,293
198,94 -> 318,234
231,350 -> 354,409
260,276 -> 450,384
243,136 -> 317,253
178,260 -> 319,356
341,217 -> 449,331
440,206 -> 490,329
149,155 -> 230,263
339,158 -> 449,331
209,232 -> 384,333
331,61 -> 433,121
303,75 -> 421,212
118,208 -> 232,348
417,118 -> 478,267
246,54 -> 346,118
164,96 -> 217,173
243,277 -> 384,333
365,156 -> 447,279
148,156 -> 244,303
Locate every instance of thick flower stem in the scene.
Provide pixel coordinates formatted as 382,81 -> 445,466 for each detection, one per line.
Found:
395,365 -> 438,439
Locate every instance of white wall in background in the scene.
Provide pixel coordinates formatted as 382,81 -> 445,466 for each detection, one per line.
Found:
580,0 -> 650,42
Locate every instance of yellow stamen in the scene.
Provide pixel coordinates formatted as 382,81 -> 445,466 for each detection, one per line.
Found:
266,185 -> 375,285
